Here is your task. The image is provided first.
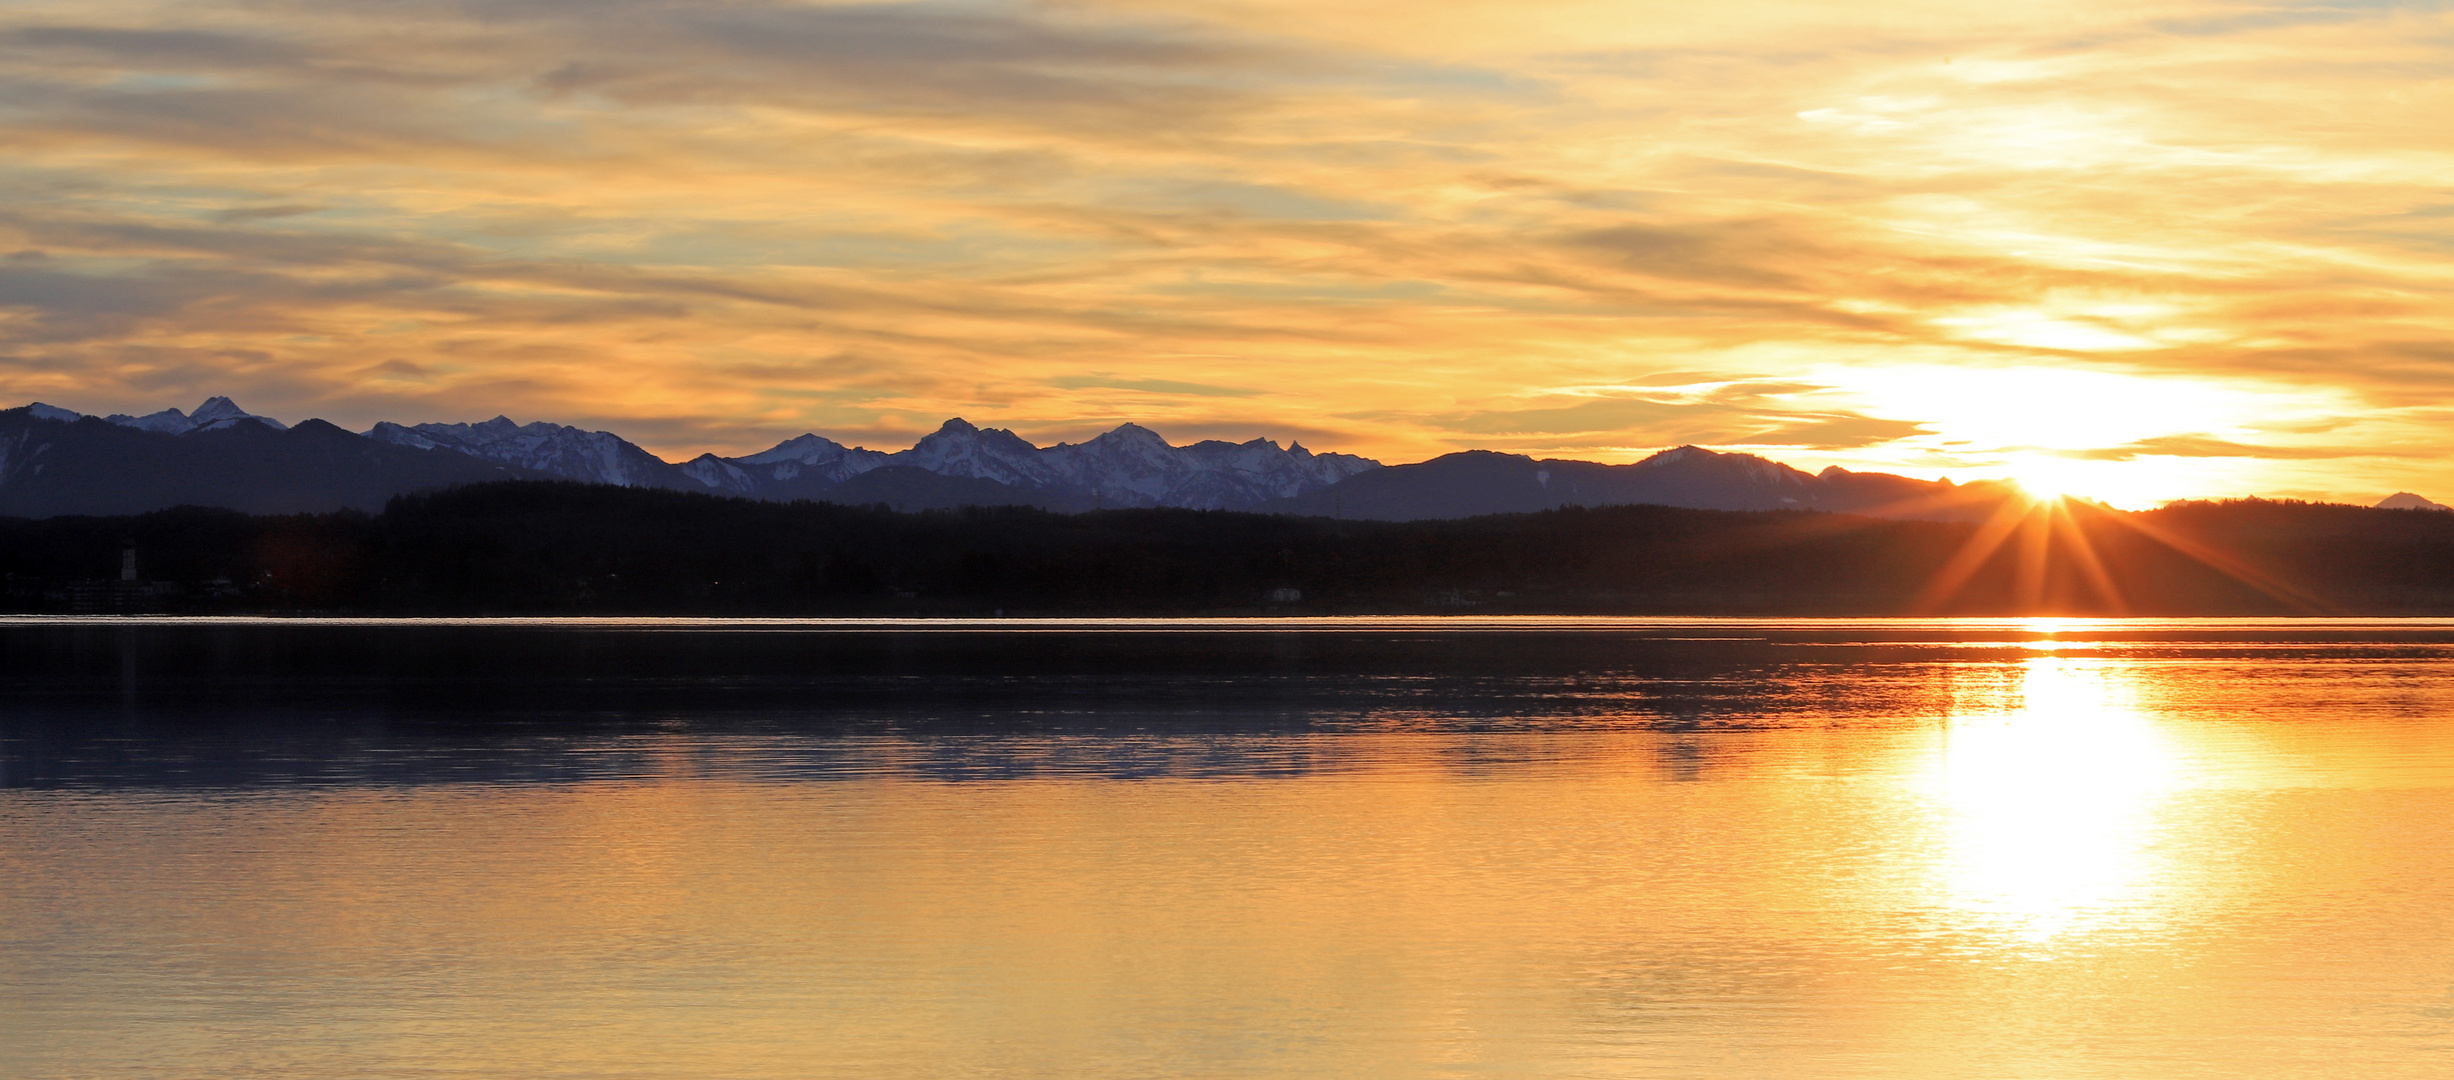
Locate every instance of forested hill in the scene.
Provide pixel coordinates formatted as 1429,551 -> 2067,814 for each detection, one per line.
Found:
4,481 -> 2453,616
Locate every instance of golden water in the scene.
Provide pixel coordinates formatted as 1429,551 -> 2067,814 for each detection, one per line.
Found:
5,621 -> 2453,1077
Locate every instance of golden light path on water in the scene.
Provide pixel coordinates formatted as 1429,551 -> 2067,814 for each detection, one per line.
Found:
1930,653 -> 2182,945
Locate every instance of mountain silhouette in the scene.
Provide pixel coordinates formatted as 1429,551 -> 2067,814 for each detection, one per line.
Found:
1257,445 -> 2019,522
0,409 -> 538,517
12,398 -> 2034,522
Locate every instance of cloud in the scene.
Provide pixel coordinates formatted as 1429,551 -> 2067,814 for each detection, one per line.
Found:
1424,386 -> 1928,451
1048,372 -> 1262,397
213,204 -> 320,223
359,358 -> 431,381
1433,395 -> 1716,436
1743,414 -> 1934,450
2068,435 -> 2411,461
1564,220 -> 1822,291
0,26 -> 312,70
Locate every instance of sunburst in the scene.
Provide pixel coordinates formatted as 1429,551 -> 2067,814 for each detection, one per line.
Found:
1911,487 -> 2331,615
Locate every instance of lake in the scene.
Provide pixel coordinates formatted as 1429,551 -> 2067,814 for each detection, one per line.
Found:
5,617 -> 2454,1078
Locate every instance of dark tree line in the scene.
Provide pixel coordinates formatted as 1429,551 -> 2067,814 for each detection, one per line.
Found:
4,481 -> 2453,615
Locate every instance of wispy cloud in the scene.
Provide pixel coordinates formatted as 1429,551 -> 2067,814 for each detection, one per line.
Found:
1049,372 -> 1263,397
2069,435 -> 2415,461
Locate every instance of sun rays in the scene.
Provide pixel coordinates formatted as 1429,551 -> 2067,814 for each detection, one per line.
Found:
1908,489 -> 2138,614
1904,485 -> 2338,616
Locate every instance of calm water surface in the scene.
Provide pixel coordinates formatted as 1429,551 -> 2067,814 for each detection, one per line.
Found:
5,617 -> 2454,1078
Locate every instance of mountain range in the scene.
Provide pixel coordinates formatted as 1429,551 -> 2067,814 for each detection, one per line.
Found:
2,395 -> 2401,523
3,398 -> 1379,518
1250,446 -> 2024,521
0,405 -> 535,518
359,413 -> 1379,512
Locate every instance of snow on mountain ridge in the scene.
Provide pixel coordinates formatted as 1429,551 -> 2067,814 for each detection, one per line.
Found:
679,454 -> 758,495
893,418 -> 1069,489
109,409 -> 197,434
856,417 -> 1376,508
366,416 -> 675,488
101,396 -> 289,434
736,433 -> 891,484
189,396 -> 287,431
354,410 -> 1378,508
1034,424 -> 1375,509
20,394 -> 1381,509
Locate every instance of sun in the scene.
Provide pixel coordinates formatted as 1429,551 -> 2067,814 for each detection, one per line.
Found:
2016,476 -> 2070,502
2004,455 -> 2085,502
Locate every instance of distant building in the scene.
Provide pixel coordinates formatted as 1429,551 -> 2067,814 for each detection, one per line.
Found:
43,542 -> 183,613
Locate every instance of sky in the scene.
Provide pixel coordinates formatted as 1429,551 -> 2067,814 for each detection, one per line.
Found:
2,0 -> 2451,507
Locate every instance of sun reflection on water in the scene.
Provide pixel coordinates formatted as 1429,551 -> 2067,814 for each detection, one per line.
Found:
1933,655 -> 2181,944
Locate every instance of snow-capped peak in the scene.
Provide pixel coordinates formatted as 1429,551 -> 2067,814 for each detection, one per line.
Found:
734,433 -> 890,485
188,396 -> 288,431
1096,422 -> 1168,447
365,415 -> 673,487
351,408 -> 1383,509
101,397 -> 287,434
912,417 -> 1039,455
679,453 -> 758,494
898,418 -> 1063,487
25,403 -> 83,423
894,419 -> 1380,509
740,433 -> 862,466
